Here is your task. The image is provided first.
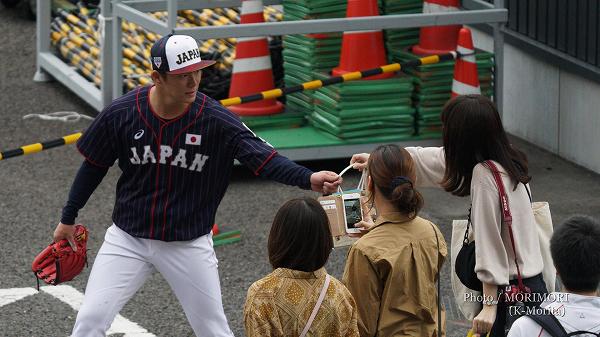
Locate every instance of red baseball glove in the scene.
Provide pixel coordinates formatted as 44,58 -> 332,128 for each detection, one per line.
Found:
32,224 -> 88,288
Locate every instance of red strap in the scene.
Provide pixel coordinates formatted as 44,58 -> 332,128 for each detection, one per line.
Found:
484,160 -> 525,290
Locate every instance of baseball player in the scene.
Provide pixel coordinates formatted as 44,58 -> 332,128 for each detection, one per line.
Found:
52,34 -> 342,337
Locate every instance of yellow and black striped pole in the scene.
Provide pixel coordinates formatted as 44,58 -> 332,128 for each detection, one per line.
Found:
0,53 -> 456,161
0,133 -> 82,160
221,53 -> 456,106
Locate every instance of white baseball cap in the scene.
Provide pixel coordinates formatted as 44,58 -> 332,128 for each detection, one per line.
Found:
150,34 -> 216,74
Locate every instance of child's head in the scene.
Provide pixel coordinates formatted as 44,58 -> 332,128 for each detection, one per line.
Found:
268,197 -> 333,272
551,215 -> 600,293
367,144 -> 423,218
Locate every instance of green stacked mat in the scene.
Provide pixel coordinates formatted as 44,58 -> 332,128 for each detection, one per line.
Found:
309,73 -> 416,140
240,110 -> 306,130
390,49 -> 495,137
282,0 -> 345,116
382,0 -> 423,57
283,0 -> 347,20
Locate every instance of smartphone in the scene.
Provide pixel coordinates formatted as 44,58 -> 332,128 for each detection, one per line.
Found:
343,193 -> 363,234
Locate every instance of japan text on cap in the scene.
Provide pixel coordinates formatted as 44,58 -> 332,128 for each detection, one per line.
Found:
150,34 -> 216,74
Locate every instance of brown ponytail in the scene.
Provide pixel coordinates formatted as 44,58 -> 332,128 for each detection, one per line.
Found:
368,145 -> 424,218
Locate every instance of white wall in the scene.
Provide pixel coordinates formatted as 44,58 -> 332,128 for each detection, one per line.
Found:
471,28 -> 600,174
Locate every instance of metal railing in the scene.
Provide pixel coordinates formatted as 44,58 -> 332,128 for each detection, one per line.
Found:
35,0 -> 508,112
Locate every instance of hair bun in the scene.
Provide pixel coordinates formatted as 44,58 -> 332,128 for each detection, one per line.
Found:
390,176 -> 413,190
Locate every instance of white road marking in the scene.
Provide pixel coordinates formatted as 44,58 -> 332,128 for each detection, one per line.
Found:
1,286 -> 155,336
0,287 -> 38,307
41,285 -> 156,337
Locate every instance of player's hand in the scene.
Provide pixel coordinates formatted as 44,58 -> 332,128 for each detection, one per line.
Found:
310,171 -> 342,194
53,222 -> 78,251
472,304 -> 497,336
350,153 -> 370,171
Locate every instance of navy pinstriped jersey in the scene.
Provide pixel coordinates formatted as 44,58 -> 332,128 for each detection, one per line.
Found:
77,86 -> 313,241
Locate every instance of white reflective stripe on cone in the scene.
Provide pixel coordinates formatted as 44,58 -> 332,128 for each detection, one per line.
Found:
456,46 -> 477,64
452,79 -> 481,95
457,45 -> 475,55
237,36 -> 266,43
423,2 -> 460,13
232,55 -> 272,73
241,0 -> 263,14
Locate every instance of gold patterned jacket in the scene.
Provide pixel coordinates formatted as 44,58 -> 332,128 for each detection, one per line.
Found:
244,267 -> 360,337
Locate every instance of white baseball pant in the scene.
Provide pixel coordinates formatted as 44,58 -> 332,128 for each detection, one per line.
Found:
72,224 -> 234,337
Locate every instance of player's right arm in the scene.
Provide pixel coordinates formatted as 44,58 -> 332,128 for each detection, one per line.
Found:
54,105 -> 117,247
54,160 -> 109,249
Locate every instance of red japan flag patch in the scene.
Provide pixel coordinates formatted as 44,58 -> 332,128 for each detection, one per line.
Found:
185,133 -> 202,146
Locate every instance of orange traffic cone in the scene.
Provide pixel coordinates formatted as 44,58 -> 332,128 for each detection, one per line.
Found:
332,0 -> 393,80
451,27 -> 481,97
412,0 -> 461,55
228,0 -> 283,116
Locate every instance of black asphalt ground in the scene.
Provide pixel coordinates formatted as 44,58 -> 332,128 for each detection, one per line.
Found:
1,5 -> 599,337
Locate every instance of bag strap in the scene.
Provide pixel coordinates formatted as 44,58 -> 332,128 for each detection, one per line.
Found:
430,223 -> 442,337
484,160 -> 526,291
299,274 -> 331,337
337,164 -> 363,194
567,332 -> 600,337
463,207 -> 473,246
357,168 -> 368,191
526,309 -> 568,337
523,183 -> 533,203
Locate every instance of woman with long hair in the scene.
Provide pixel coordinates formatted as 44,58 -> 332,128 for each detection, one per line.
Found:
351,95 -> 547,337
343,144 -> 447,337
244,197 -> 359,337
